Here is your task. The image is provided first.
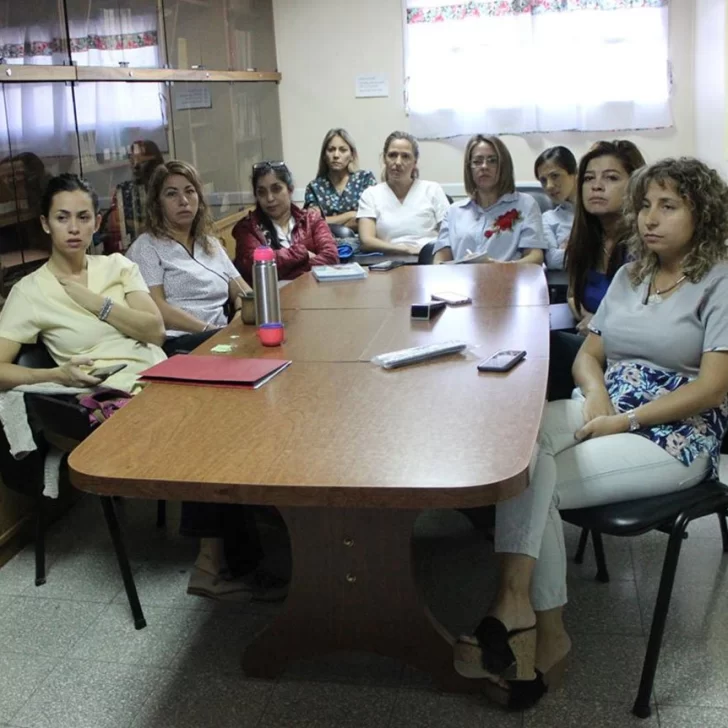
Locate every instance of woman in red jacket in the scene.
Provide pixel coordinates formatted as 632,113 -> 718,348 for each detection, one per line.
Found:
233,161 -> 339,283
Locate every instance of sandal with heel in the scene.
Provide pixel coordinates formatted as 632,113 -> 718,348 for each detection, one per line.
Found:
483,654 -> 569,711
453,616 -> 537,680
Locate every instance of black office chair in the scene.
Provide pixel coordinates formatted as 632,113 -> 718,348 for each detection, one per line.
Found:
328,223 -> 356,239
562,457 -> 728,719
459,451 -> 728,718
15,343 -> 154,629
417,242 -> 435,265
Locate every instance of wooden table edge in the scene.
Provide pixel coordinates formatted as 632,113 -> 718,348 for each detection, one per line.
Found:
68,465 -> 528,510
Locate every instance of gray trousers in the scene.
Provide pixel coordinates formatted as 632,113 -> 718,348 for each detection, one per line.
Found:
495,399 -> 709,611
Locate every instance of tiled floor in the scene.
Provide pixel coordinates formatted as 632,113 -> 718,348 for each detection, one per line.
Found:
1,497 -> 727,727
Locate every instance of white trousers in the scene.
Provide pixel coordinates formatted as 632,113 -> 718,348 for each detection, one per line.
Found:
495,399 -> 709,611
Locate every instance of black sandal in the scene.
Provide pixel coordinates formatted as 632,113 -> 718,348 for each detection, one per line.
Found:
483,656 -> 569,711
454,616 -> 537,680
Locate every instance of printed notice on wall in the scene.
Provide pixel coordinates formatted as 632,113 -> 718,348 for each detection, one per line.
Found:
175,86 -> 212,111
355,74 -> 389,98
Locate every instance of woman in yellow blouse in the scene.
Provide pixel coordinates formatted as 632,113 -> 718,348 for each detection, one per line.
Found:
0,173 -> 165,392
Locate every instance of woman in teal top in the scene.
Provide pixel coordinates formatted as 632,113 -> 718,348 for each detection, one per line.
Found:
304,128 -> 376,235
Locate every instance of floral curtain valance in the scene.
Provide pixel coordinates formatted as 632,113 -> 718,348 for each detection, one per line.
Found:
1,32 -> 158,60
406,0 -> 668,23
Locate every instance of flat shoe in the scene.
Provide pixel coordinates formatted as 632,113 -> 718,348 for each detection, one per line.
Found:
186,567 -> 253,601
454,616 -> 536,680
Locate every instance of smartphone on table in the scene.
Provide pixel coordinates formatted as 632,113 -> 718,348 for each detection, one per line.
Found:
89,363 -> 128,381
431,291 -> 472,305
477,350 -> 526,373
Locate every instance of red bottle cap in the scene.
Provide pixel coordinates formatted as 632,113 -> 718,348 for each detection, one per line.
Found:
254,246 -> 275,262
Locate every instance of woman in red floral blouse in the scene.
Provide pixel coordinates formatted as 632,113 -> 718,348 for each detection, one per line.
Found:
433,135 -> 546,264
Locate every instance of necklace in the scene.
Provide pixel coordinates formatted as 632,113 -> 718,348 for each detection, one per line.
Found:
647,271 -> 687,304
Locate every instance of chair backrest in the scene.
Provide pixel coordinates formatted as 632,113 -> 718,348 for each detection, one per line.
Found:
516,184 -> 553,214
418,242 -> 435,265
328,223 -> 356,239
16,343 -> 56,369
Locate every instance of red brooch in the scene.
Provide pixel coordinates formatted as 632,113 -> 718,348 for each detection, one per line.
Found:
484,208 -> 521,239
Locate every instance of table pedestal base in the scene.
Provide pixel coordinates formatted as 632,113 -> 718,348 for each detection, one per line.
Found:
242,506 -> 496,694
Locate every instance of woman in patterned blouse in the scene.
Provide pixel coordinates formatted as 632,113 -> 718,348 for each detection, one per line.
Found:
454,158 -> 728,710
304,128 -> 376,233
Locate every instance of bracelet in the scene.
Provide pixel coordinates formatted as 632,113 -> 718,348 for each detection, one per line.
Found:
98,297 -> 113,322
202,323 -> 210,332
626,409 -> 640,432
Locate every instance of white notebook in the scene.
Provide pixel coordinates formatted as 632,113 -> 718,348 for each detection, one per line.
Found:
312,263 -> 369,281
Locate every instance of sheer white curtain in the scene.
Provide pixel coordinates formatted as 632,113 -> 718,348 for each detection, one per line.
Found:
0,11 -> 164,155
404,1 -> 672,139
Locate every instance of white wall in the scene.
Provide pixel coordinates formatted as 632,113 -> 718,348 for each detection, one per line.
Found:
273,0 -> 696,193
694,0 -> 728,178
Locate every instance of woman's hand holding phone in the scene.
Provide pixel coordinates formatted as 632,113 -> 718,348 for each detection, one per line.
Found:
54,356 -> 102,387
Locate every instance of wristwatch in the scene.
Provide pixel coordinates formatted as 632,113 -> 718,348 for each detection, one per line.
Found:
626,410 -> 640,432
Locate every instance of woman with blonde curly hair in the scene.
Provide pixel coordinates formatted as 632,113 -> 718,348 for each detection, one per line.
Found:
127,160 -> 251,356
453,158 -> 728,710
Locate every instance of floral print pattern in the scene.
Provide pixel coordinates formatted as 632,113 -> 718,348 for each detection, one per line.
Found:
484,208 -> 521,239
604,361 -> 728,480
304,170 -> 377,218
406,1 -> 667,23
1,32 -> 157,59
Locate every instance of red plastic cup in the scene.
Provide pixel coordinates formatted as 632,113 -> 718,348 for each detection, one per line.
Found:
257,322 -> 285,346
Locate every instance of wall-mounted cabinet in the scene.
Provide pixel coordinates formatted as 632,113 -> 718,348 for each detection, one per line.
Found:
0,0 -> 281,293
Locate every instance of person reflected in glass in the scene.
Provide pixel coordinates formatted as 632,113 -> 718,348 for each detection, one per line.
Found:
534,146 -> 578,271
101,140 -> 164,254
356,131 -> 450,255
233,161 -> 339,283
0,152 -> 52,270
304,128 -> 376,239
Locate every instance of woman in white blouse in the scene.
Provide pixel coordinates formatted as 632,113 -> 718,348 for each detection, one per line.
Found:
128,162 -> 282,603
356,131 -> 450,255
127,160 -> 252,356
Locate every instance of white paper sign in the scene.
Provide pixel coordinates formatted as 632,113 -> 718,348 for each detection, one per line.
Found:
175,86 -> 212,111
355,74 -> 389,98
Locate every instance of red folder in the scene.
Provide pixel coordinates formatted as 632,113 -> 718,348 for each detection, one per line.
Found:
139,355 -> 292,389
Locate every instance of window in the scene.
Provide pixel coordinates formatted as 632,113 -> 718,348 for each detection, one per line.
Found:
403,0 -> 671,139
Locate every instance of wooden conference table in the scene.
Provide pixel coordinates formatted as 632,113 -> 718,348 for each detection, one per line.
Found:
69,263 -> 549,691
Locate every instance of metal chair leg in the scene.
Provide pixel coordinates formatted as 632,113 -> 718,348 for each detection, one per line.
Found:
592,531 -> 610,583
99,496 -> 146,630
632,512 -> 690,718
156,500 -> 166,529
34,489 -> 46,587
574,528 -> 589,564
719,510 -> 728,554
